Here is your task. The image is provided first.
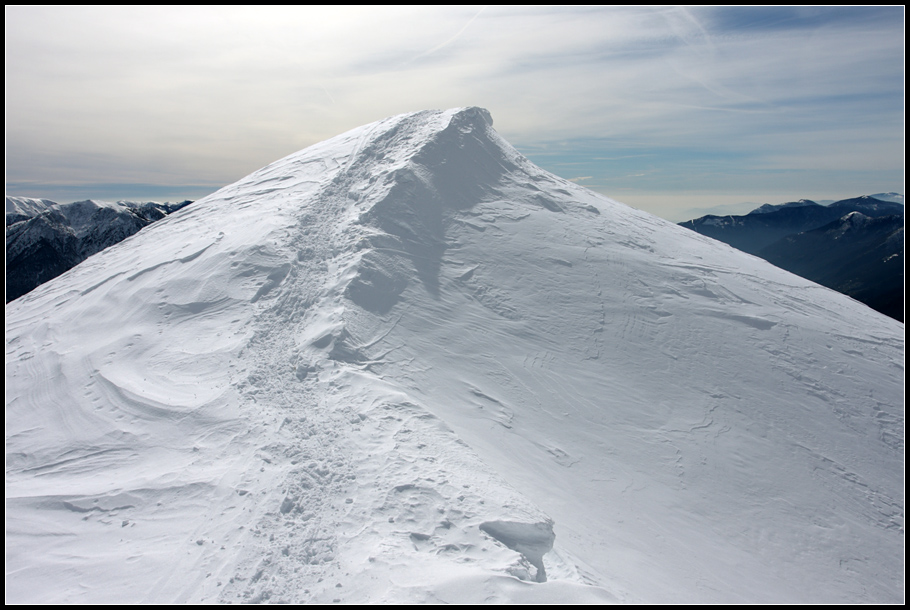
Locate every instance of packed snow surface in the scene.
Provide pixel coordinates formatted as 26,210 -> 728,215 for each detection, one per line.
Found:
5,108 -> 904,604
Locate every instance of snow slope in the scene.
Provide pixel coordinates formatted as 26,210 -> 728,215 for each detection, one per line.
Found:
5,108 -> 904,604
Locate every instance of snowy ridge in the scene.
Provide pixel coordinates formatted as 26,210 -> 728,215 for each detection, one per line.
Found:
748,199 -> 822,215
869,192 -> 904,204
5,108 -> 904,604
5,197 -> 191,228
5,196 -> 58,221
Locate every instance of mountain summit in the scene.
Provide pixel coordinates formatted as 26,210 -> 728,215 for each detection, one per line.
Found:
5,108 -> 904,604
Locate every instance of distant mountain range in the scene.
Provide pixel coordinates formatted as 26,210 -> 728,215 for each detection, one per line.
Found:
5,197 -> 192,302
675,192 -> 903,220
679,196 -> 904,321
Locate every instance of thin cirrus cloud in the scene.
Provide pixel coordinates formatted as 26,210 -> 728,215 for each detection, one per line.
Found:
5,6 -> 903,219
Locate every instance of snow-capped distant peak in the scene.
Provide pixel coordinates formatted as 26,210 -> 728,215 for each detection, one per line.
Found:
748,199 -> 821,214
5,195 -> 59,218
868,192 -> 904,204
838,210 -> 873,229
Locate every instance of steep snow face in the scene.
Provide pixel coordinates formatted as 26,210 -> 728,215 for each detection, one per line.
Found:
5,108 -> 904,604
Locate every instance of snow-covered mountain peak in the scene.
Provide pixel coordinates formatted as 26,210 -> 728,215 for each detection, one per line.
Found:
6,109 -> 904,604
842,209 -> 869,223
869,192 -> 904,204
5,195 -> 58,218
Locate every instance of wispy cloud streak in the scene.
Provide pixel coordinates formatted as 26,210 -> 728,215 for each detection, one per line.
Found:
409,5 -> 486,63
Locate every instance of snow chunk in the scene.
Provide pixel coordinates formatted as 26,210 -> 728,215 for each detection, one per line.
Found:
480,520 -> 555,583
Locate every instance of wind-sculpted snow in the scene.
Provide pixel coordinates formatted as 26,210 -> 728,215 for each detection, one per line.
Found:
480,521 -> 555,583
5,108 -> 904,604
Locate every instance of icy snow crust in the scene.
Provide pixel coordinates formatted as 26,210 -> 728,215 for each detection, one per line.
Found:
5,108 -> 904,604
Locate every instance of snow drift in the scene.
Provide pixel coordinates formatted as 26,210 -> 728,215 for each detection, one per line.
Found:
5,108 -> 904,604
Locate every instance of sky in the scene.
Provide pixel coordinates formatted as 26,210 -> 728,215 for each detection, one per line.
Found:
5,6 -> 905,221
